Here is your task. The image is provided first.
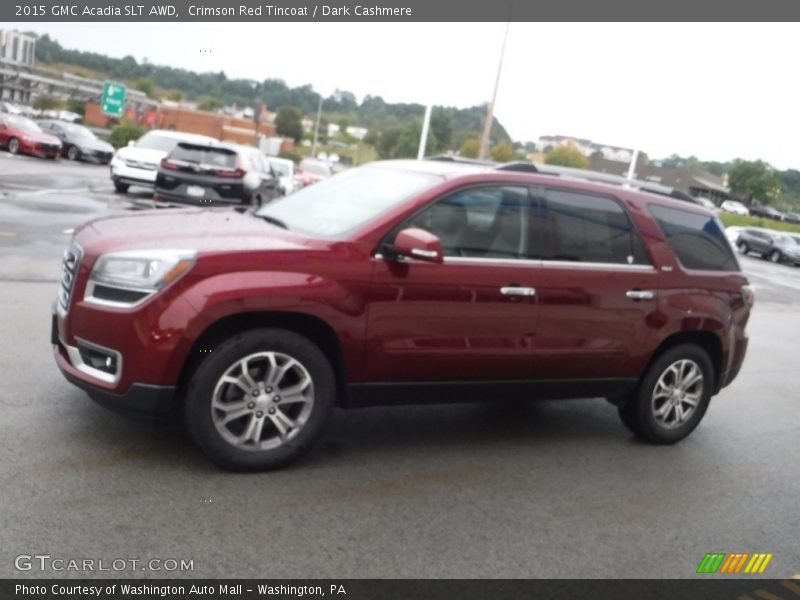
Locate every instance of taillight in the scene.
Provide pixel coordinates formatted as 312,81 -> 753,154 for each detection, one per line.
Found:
160,158 -> 179,170
215,167 -> 245,178
741,284 -> 755,309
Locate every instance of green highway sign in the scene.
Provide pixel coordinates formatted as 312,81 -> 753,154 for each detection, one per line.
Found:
101,81 -> 127,118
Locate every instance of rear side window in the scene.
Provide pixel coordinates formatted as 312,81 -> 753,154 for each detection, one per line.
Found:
649,205 -> 739,272
538,189 -> 650,265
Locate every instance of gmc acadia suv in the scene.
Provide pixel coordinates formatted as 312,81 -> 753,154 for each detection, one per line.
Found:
53,160 -> 753,470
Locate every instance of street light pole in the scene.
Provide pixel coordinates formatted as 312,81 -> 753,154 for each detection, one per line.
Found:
417,104 -> 433,160
478,22 -> 510,161
311,94 -> 323,158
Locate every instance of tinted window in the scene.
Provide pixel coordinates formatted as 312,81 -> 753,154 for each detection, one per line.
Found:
169,144 -> 237,168
650,205 -> 739,271
405,186 -> 530,259
539,189 -> 649,264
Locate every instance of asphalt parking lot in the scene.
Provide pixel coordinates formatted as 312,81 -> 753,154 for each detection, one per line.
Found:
0,153 -> 798,579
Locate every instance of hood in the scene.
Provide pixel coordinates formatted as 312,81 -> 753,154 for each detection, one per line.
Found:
74,137 -> 114,152
75,207 -> 314,257
22,130 -> 61,145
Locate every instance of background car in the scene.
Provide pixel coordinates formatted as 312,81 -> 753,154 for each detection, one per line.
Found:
721,200 -> 750,216
784,212 -> 800,224
749,204 -> 784,220
38,120 -> 114,164
266,156 -> 301,195
736,227 -> 800,264
109,129 -> 217,193
155,142 -> 281,207
0,113 -> 62,159
725,226 -> 744,246
297,157 -> 333,187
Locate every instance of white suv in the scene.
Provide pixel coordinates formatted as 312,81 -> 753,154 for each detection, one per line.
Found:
720,200 -> 750,216
110,129 -> 216,193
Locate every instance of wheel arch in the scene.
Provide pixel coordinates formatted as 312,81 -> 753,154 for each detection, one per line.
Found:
639,331 -> 724,397
177,311 -> 348,406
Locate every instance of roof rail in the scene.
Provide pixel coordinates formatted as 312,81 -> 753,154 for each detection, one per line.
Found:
496,162 -> 539,173
425,155 -> 496,166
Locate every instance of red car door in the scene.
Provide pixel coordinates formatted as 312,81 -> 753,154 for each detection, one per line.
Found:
530,186 -> 660,381
364,185 -> 540,387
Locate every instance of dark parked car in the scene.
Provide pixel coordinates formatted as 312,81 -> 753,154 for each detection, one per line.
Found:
736,228 -> 800,264
53,160 -> 752,470
38,120 -> 114,164
748,205 -> 784,221
0,113 -> 61,159
154,142 -> 281,207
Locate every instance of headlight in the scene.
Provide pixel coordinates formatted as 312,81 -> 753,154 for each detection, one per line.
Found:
87,249 -> 196,306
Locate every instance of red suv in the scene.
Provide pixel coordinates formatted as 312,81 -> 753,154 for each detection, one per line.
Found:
53,160 -> 753,470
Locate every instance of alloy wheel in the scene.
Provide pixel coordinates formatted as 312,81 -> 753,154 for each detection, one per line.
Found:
651,359 -> 704,430
211,351 -> 315,451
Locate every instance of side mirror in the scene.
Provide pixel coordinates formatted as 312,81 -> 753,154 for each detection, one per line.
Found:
392,228 -> 444,263
127,140 -> 135,147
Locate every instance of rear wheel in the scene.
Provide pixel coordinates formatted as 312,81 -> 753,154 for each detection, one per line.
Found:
618,344 -> 713,444
184,328 -> 336,471
7,137 -> 20,155
113,180 -> 129,193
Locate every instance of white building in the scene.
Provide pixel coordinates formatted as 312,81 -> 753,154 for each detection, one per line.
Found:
0,30 -> 36,66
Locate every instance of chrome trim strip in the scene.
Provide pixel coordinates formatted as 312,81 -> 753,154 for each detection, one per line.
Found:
63,336 -> 123,385
84,281 -> 155,309
444,256 -> 655,271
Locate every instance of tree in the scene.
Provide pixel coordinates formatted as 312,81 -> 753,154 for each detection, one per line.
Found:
135,78 -> 156,99
544,145 -> 589,168
490,142 -> 515,163
430,108 -> 454,151
108,120 -> 145,149
728,160 -> 780,205
460,138 -> 480,158
274,106 -> 303,143
197,96 -> 224,112
33,95 -> 62,110
166,90 -> 184,102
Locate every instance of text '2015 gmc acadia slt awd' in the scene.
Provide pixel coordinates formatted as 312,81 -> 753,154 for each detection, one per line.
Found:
53,160 -> 753,470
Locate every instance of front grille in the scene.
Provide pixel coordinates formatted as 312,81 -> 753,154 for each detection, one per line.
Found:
37,143 -> 60,152
58,244 -> 82,311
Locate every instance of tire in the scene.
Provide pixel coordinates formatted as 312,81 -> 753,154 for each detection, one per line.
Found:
113,180 -> 130,193
618,344 -> 714,444
737,242 -> 748,255
184,328 -> 336,471
7,137 -> 20,155
67,145 -> 79,161
769,250 -> 781,263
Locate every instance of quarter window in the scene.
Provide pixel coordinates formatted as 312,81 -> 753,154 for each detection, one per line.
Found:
650,205 -> 739,271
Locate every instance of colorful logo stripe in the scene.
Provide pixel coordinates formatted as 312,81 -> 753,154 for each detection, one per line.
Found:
697,553 -> 773,574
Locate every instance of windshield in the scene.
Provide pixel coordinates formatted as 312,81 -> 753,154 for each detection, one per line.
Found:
270,162 -> 290,177
255,165 -> 441,238
6,115 -> 41,133
64,124 -> 96,140
135,133 -> 181,152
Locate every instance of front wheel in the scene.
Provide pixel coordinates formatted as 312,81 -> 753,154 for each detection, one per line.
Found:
769,250 -> 781,263
618,344 -> 713,444
113,180 -> 129,193
7,137 -> 20,155
184,328 -> 336,471
737,242 -> 749,255
66,145 -> 80,161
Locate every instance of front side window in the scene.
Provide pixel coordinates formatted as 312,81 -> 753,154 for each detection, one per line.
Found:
402,185 -> 530,259
538,188 -> 649,265
650,205 -> 739,272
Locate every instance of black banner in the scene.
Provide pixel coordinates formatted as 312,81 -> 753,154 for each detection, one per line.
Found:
4,579 -> 800,600
4,0 -> 800,22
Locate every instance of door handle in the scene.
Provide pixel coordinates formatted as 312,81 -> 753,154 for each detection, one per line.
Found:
626,290 -> 655,300
501,286 -> 536,297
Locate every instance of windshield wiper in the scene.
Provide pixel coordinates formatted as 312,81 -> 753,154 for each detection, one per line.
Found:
253,213 -> 289,230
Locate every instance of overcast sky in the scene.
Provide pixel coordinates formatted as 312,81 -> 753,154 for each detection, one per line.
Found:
17,22 -> 800,169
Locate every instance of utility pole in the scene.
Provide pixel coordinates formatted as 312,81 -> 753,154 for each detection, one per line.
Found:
626,149 -> 639,181
417,104 -> 433,160
311,94 -> 323,158
478,22 -> 510,161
